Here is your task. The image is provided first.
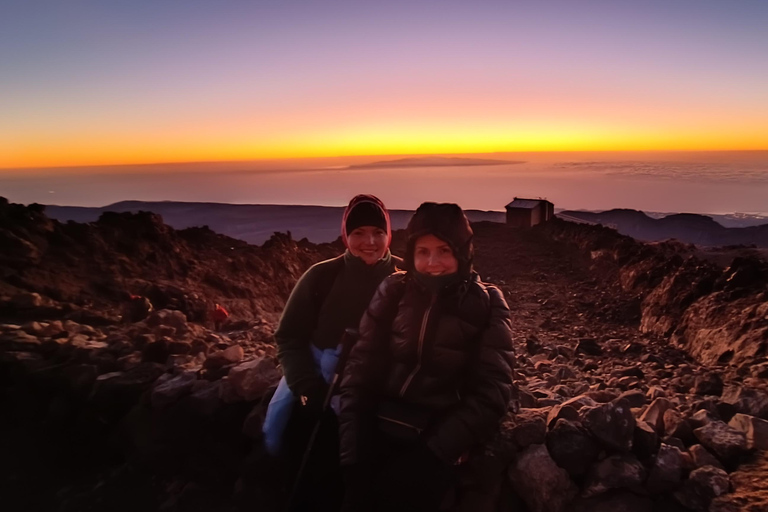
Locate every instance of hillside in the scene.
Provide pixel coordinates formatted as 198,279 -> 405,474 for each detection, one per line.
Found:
2,197 -> 767,512
562,208 -> 768,247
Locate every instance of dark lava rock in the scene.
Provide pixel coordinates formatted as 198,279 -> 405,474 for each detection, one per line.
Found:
582,454 -> 646,498
576,338 -> 603,356
508,444 -> 577,512
673,465 -> 730,512
694,373 -> 724,396
693,420 -> 749,466
582,398 -> 636,452
647,443 -> 687,494
546,418 -> 599,477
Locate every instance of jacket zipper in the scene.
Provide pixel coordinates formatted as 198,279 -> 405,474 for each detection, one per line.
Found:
399,294 -> 436,397
377,415 -> 424,434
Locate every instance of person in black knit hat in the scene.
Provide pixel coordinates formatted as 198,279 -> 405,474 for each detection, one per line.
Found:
338,202 -> 516,512
270,194 -> 402,511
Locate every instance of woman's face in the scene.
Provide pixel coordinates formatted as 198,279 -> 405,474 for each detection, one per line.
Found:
347,226 -> 389,265
413,234 -> 458,275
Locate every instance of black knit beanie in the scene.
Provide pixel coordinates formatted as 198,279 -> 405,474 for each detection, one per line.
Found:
404,202 -> 474,277
345,201 -> 388,235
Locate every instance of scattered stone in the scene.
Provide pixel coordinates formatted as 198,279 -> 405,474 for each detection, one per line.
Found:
508,444 -> 578,512
204,345 -> 245,372
673,465 -> 730,512
619,389 -> 646,408
576,338 -> 602,356
720,386 -> 768,419
647,443 -> 687,494
689,444 -> 725,471
633,420 -> 660,460
507,408 -> 547,450
151,372 -> 197,409
582,398 -> 636,452
689,409 -> 719,429
728,413 -> 768,450
546,419 -> 599,477
693,421 -> 749,466
646,386 -> 667,401
639,397 -> 672,433
227,357 -> 281,402
664,409 -> 693,443
582,454 -> 646,498
694,373 -> 724,396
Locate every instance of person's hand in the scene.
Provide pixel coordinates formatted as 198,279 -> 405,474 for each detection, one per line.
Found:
296,379 -> 328,418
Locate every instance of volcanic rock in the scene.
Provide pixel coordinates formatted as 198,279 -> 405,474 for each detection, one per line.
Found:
639,397 -> 672,433
673,465 -> 730,512
693,421 -> 749,466
227,356 -> 281,402
582,453 -> 646,498
546,418 -> 599,477
728,413 -> 768,450
508,444 -> 577,512
647,443 -> 687,494
582,398 -> 635,452
694,373 -> 724,396
689,444 -> 725,471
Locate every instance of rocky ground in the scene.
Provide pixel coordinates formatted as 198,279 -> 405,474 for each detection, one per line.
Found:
1,197 -> 767,511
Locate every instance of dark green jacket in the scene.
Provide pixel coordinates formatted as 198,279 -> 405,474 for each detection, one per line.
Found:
275,250 -> 402,396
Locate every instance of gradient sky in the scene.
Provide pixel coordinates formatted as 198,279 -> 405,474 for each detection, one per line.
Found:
2,0 -> 767,169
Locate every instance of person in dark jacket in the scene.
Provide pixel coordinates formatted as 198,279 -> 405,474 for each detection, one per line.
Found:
338,202 -> 515,512
273,194 -> 402,511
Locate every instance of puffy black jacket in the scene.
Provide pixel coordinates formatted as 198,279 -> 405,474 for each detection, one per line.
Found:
338,271 -> 515,466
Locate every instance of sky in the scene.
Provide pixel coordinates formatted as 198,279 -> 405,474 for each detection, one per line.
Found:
2,0 -> 768,170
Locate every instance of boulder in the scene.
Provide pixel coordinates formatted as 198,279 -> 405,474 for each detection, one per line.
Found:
150,372 -> 197,409
673,465 -> 729,512
689,409 -> 719,429
582,454 -> 646,498
720,386 -> 768,419
582,398 -> 635,452
647,443 -> 687,494
546,419 -> 599,477
508,408 -> 547,450
728,413 -> 768,450
633,420 -> 660,460
693,373 -> 723,396
227,357 -> 281,402
693,421 -> 749,466
619,389 -> 646,408
688,444 -> 724,471
576,338 -> 602,356
204,345 -> 245,372
508,444 -> 577,512
639,397 -> 672,433
663,409 -> 693,444
145,309 -> 189,335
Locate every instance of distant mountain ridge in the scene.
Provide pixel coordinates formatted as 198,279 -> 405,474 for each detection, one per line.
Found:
561,208 -> 768,247
346,156 -> 523,169
45,201 -> 505,245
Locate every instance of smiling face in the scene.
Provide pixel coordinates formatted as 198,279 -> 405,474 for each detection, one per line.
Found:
347,225 -> 389,265
413,234 -> 459,276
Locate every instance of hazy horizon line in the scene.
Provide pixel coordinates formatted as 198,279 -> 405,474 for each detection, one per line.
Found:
4,149 -> 768,173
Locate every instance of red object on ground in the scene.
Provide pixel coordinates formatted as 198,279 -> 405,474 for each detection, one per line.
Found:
212,304 -> 229,323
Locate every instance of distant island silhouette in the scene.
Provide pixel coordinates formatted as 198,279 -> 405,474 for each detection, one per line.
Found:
346,156 -> 524,169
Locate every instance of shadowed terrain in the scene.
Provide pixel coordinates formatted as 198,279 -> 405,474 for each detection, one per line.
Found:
2,197 -> 767,511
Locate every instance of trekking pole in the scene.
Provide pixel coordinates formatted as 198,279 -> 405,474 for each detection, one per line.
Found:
286,327 -> 359,512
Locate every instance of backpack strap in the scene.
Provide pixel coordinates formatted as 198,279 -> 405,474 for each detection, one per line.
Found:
311,255 -> 346,313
